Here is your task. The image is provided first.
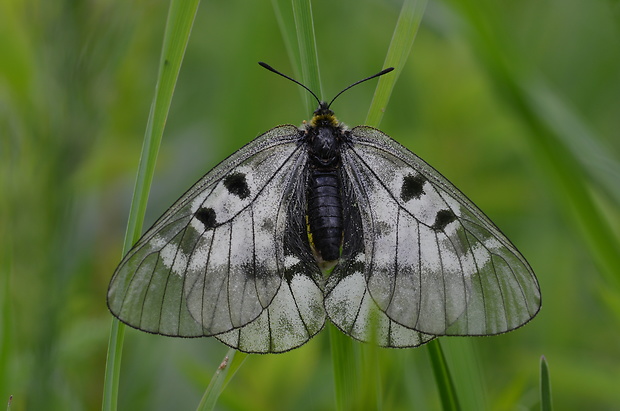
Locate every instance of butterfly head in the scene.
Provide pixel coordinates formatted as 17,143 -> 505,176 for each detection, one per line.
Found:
310,102 -> 339,128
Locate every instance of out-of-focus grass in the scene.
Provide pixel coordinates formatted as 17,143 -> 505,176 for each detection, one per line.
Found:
102,1 -> 201,410
1,0 -> 619,410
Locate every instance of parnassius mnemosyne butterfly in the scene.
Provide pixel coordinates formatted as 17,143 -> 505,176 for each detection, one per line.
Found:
108,62 -> 541,353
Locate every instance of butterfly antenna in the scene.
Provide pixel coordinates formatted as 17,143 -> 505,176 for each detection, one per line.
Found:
259,62 -> 322,106
327,67 -> 394,109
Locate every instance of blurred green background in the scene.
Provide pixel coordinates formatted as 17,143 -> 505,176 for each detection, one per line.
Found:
2,0 -> 620,410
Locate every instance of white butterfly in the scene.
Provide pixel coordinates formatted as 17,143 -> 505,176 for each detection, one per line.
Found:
108,63 -> 541,353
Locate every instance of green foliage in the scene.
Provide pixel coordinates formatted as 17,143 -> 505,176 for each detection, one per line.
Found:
2,0 -> 619,410
427,340 -> 461,411
540,356 -> 553,411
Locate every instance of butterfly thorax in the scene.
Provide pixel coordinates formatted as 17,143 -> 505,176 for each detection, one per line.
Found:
305,104 -> 345,263
310,102 -> 339,126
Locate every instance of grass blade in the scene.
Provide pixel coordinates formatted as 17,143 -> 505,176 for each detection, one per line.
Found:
427,340 -> 462,411
292,0 -> 322,110
101,0 -> 201,409
540,356 -> 553,411
524,81 -> 620,207
439,339 -> 486,410
328,324 -> 362,411
196,349 -> 248,411
366,0 -> 427,126
271,0 -> 301,79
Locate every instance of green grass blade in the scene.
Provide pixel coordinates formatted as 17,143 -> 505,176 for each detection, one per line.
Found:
292,0 -> 322,110
270,0 -> 301,78
366,0 -> 427,126
329,315 -> 384,411
102,322 -> 125,411
540,356 -> 553,411
196,349 -> 248,411
328,324 -> 362,411
439,339 -> 486,410
427,340 -> 462,411
101,1 -> 201,410
524,81 -> 620,207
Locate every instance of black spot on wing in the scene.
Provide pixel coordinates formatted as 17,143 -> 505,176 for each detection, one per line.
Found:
223,172 -> 250,199
283,257 -> 305,282
431,209 -> 456,232
400,174 -> 426,202
347,257 -> 365,274
195,207 -> 217,229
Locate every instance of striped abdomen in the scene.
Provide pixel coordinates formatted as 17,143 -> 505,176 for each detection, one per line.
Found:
307,170 -> 343,261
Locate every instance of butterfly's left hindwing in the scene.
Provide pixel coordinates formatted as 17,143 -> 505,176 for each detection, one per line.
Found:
215,155 -> 326,353
337,126 -> 541,336
108,125 -> 326,353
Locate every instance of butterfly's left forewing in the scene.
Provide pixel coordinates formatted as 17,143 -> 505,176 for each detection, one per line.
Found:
108,125 -> 326,352
338,126 -> 541,336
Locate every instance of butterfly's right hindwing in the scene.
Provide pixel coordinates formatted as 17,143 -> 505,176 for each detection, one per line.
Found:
107,125 -> 325,348
324,170 -> 436,348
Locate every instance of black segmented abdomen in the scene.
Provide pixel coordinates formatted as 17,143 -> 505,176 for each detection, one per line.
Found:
308,170 -> 343,261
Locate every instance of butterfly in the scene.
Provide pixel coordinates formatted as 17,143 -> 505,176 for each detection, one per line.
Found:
107,62 -> 541,353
